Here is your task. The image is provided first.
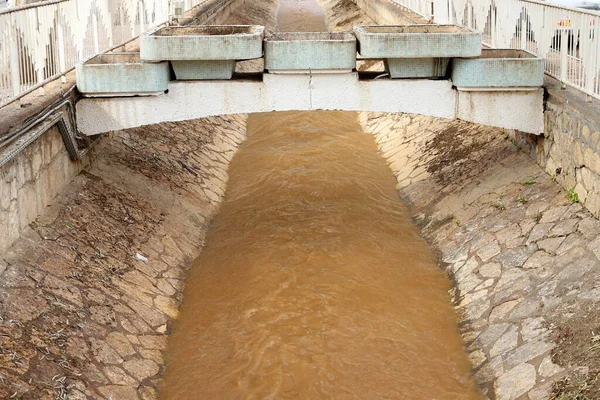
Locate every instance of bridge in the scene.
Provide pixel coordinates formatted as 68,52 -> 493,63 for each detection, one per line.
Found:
1,0 -> 596,213
75,57 -> 544,136
1,0 -> 600,399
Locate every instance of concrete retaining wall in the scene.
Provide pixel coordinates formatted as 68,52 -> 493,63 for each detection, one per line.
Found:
510,79 -> 600,217
0,126 -> 91,253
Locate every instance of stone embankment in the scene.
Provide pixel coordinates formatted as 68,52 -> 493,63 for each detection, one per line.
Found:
6,108 -> 599,399
314,0 -> 423,31
0,115 -> 247,399
361,112 -> 600,400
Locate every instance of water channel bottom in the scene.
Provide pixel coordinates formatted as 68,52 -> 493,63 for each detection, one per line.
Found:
159,111 -> 480,399
276,0 -> 327,32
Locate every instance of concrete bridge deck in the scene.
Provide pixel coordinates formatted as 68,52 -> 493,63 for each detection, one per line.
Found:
76,73 -> 544,136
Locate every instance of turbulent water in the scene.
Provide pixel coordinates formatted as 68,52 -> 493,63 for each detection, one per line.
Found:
159,111 -> 480,399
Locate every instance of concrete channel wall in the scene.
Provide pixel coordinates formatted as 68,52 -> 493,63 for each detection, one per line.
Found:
0,126 -> 92,252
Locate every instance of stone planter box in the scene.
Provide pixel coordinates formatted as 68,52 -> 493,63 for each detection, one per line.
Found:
76,53 -> 170,97
140,25 -> 264,80
353,25 -> 481,78
264,32 -> 356,73
450,49 -> 545,90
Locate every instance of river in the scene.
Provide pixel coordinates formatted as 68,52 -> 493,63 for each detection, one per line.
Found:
159,1 -> 480,398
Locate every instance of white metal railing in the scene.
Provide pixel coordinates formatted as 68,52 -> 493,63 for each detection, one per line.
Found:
392,0 -> 434,20
441,0 -> 600,100
0,0 -> 206,107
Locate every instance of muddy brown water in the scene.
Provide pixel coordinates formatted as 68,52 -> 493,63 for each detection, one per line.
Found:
159,111 -> 480,399
160,0 -> 479,398
276,0 -> 327,32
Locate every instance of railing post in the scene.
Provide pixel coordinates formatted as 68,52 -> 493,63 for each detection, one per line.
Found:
34,7 -> 45,90
584,19 -> 597,101
429,0 -> 434,21
92,10 -> 100,55
491,5 -> 497,47
107,1 -> 114,48
57,16 -> 66,73
467,3 -> 472,28
139,0 -> 145,34
520,17 -> 527,50
8,14 -> 20,97
560,28 -> 568,89
119,6 -> 125,45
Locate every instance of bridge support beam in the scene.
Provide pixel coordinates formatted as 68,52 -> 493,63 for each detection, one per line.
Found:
76,73 -> 544,136
457,89 -> 544,134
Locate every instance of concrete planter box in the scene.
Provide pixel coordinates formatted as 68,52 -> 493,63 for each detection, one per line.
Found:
264,32 -> 356,73
140,25 -> 264,80
353,25 -> 481,78
451,49 -> 545,90
353,25 -> 481,58
76,53 -> 169,97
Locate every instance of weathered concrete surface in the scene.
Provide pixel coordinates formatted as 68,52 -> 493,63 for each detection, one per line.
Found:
264,32 -> 357,73
76,75 -> 544,136
140,26 -> 265,62
76,54 -> 170,97
361,111 -> 600,400
0,114 -> 248,399
353,25 -> 482,58
450,49 -> 545,89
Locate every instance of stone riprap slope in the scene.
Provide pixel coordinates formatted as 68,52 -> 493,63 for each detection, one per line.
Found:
313,0 -> 424,32
361,112 -> 600,400
0,115 -> 247,399
223,0 -> 278,73
3,111 -> 599,400
314,0 -> 375,31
